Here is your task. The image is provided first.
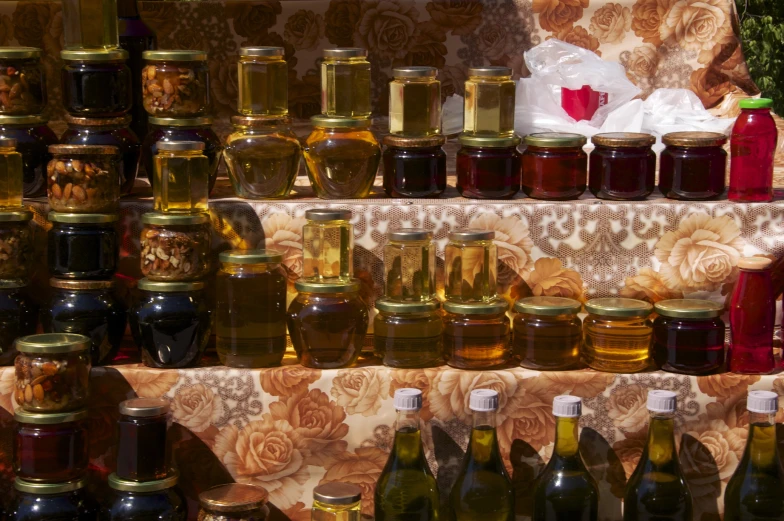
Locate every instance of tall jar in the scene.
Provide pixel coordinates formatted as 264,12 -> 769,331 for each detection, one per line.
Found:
522,132 -> 588,200
653,299 -> 725,375
0,209 -> 32,279
729,98 -> 778,202
382,135 -> 446,198
312,483 -> 362,521
389,66 -> 441,137
302,208 -> 353,282
14,408 -> 89,483
444,230 -> 497,302
10,478 -> 98,521
374,298 -> 443,368
659,132 -> 727,200
463,66 -> 515,137
153,141 -> 209,213
0,281 -> 38,366
443,299 -> 511,370
142,50 -> 209,118
48,212 -> 118,280
116,398 -> 171,481
589,133 -> 656,200
237,46 -> 288,116
513,296 -> 583,370
0,47 -> 47,115
62,0 -> 118,49
583,297 -> 653,373
0,137 -> 23,208
140,212 -> 211,282
729,257 -> 776,374
456,134 -> 521,199
321,48 -> 371,118
46,144 -> 121,213
384,228 -> 435,301
61,49 -> 132,117
104,473 -> 186,521
0,114 -> 58,197
199,484 -> 270,521
216,249 -> 288,368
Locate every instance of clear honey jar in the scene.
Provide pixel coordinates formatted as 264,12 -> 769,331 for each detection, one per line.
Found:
321,48 -> 371,118
384,228 -> 435,301
237,46 -> 288,117
302,208 -> 353,282
198,484 -> 270,521
445,229 -> 497,302
443,299 -> 511,370
583,297 -> 653,373
61,0 -> 118,49
311,482 -> 362,521
389,66 -> 441,137
463,66 -> 515,137
153,140 -> 209,213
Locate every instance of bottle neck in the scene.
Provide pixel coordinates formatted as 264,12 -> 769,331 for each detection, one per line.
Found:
396,409 -> 421,432
644,411 -> 676,467
473,409 -> 496,429
744,412 -> 779,469
392,409 -> 423,466
469,410 -> 499,464
553,416 -> 580,459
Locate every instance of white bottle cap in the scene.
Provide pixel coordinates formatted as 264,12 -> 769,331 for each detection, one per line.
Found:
747,390 -> 779,414
469,389 -> 499,412
394,388 -> 423,411
647,390 -> 677,413
553,395 -> 582,418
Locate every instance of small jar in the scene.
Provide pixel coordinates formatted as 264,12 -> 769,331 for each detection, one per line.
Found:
321,48 -> 371,118
382,135 -> 446,198
583,297 -> 653,373
153,141 -> 209,214
61,49 -> 132,117
303,116 -> 381,199
237,46 -> 288,116
198,484 -> 270,521
42,279 -> 127,366
302,208 -> 353,282
443,299 -> 511,370
48,212 -> 118,280
311,482 -> 362,521
61,0 -> 118,49
140,212 -> 211,281
589,133 -> 656,200
13,333 -> 90,413
10,478 -> 98,521
216,249 -> 288,368
444,230 -> 497,302
0,47 -> 47,115
117,398 -> 171,481
60,114 -> 141,195
384,228 -> 436,301
142,50 -> 210,118
389,66 -> 441,137
130,279 -> 211,368
374,298 -> 443,368
513,296 -> 583,370
0,209 -> 32,279
46,144 -> 121,213
0,114 -> 58,197
104,473 -> 186,521
659,132 -> 728,200
14,408 -> 88,482
522,132 -> 588,200
224,116 -> 301,199
456,134 -> 521,199
463,66 -> 516,137
0,281 -> 38,366
653,299 -> 725,375
287,279 -> 369,369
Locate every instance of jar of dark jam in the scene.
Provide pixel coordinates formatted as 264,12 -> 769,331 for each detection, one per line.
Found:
116,398 -> 171,481
0,280 -> 38,366
60,114 -> 141,195
659,132 -> 728,200
589,133 -> 656,200
10,478 -> 98,521
48,212 -> 118,280
42,279 -> 127,366
142,50 -> 210,118
382,135 -> 446,198
14,408 -> 89,482
0,114 -> 58,197
141,212 -> 211,282
103,472 -> 186,521
456,134 -> 521,199
130,279 -> 211,368
0,47 -> 46,115
142,116 -> 222,193
47,144 -> 122,214
513,296 -> 582,370
443,299 -> 511,370
0,209 -> 32,280
653,299 -> 725,375
61,49 -> 132,117
198,484 -> 270,521
522,132 -> 588,200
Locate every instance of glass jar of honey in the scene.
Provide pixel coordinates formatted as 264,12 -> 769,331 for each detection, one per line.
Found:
0,209 -> 32,279
141,212 -> 211,282
513,296 -> 583,370
522,132 -> 588,200
47,144 -> 121,213
382,135 -> 446,198
653,299 -> 725,375
14,408 -> 89,482
0,47 -> 47,115
0,137 -> 23,208
61,49 -> 131,117
456,135 -> 521,199
198,484 -> 270,521
153,141 -> 209,213
142,50 -> 209,118
0,281 -> 38,366
389,66 -> 441,137
116,398 -> 171,482
443,299 -> 511,369
374,298 -> 443,368
0,114 -> 58,197
463,66 -> 515,137
445,230 -> 497,302
62,0 -> 118,49
384,228 -> 435,301
583,297 -> 653,373
302,208 -> 353,282
312,482 -> 362,521
589,133 -> 656,200
238,46 -> 288,116
10,478 -> 98,521
106,473 -> 186,521
321,48 -> 371,118
48,212 -> 118,280
659,131 -> 727,200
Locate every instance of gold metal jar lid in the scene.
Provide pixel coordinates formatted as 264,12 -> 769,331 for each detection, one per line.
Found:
65,114 -> 133,127
240,46 -> 284,57
149,116 -> 213,127
310,115 -> 371,129
143,50 -> 208,62
48,144 -> 119,155
393,66 -> 437,78
468,66 -> 512,77
0,208 -> 32,222
109,471 -> 179,493
0,137 -> 16,148
654,299 -> 724,319
591,133 -> 656,148
388,228 -> 433,241
199,483 -> 269,513
50,278 -> 115,290
295,279 -> 361,294
443,299 -> 509,315
219,249 -> 283,264
383,135 -> 446,148
48,211 -> 119,224
142,212 -> 211,226
0,47 -> 42,59
459,134 -> 521,148
137,278 -> 206,292
305,208 -> 352,221
0,114 -> 47,126
375,297 -> 440,313
448,229 -> 494,241
157,140 -> 205,152
584,297 -> 652,318
738,257 -> 772,270
313,482 -> 362,506
15,477 -> 87,495
61,49 -> 129,62
662,131 -> 728,147
119,397 -> 170,417
524,132 -> 587,148
323,48 -> 367,58
514,296 -> 582,316
230,115 -> 290,128
0,279 -> 27,289
15,408 -> 89,425
15,332 -> 90,354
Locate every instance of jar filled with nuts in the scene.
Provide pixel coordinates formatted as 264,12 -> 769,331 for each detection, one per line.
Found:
0,280 -> 38,366
0,208 -> 32,280
13,333 -> 91,413
141,212 -> 211,281
142,50 -> 209,118
153,141 -> 209,214
47,144 -> 121,213
61,49 -> 132,118
0,114 -> 58,197
47,212 -> 118,280
0,47 -> 47,116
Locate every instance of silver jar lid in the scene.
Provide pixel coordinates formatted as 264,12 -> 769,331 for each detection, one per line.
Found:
388,228 -> 432,241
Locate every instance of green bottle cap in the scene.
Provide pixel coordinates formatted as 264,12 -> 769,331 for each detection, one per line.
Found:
738,98 -> 773,109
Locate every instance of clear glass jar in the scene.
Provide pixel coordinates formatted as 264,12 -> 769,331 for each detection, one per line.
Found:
238,47 -> 288,116
216,249 -> 288,368
61,49 -> 132,117
224,116 -> 301,199
463,66 -> 515,137
444,230 -> 497,302
730,98 -> 778,202
321,48 -> 371,118
105,473 -> 186,521
374,298 -> 443,368
198,484 -> 270,521
142,50 -> 209,118
140,212 -> 211,281
48,212 -> 118,280
311,482 -> 362,521
456,135 -> 521,199
153,141 -> 209,213
382,135 -> 446,198
46,144 -> 121,213
0,114 -> 58,197
62,0 -> 118,49
117,398 -> 171,481
583,297 -> 653,373
0,209 -> 32,279
389,66 -> 441,137
302,208 -> 353,282
10,477 -> 98,521
13,333 -> 90,412
653,299 -> 725,375
659,131 -> 727,200
513,296 -> 582,370
522,132 -> 588,200
443,299 -> 511,370
384,228 -> 435,301
0,47 -> 47,115
14,408 -> 88,482
0,281 -> 38,366
287,280 -> 369,369
589,133 -> 657,200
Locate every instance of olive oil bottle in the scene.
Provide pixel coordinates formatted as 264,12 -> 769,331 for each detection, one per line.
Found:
375,388 -> 440,521
533,396 -> 598,521
624,390 -> 692,521
449,389 -> 514,521
724,390 -> 784,521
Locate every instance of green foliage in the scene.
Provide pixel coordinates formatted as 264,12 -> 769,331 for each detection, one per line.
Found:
736,0 -> 784,114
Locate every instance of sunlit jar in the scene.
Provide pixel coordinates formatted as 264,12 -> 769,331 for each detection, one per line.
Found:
522,132 -> 588,200
224,116 -> 301,199
61,49 -> 132,117
443,299 -> 511,370
456,134 -> 521,199
653,299 -> 725,375
374,298 -> 443,368
589,133 -> 656,200
389,66 -> 441,137
237,46 -> 288,116
0,47 -> 46,115
0,209 -> 32,279
10,477 -> 98,521
48,212 -> 118,280
0,114 -> 58,197
513,296 -> 583,370
61,0 -> 118,49
14,408 -> 88,483
13,333 -> 91,413
142,50 -> 210,118
320,48 -> 371,118
445,230 -> 497,302
46,144 -> 121,213
311,482 -> 362,521
106,473 -> 186,521
382,135 -> 446,198
153,141 -> 209,213
140,212 -> 211,282
384,228 -> 435,301
463,66 -> 516,137
302,208 -> 353,283
659,131 -> 728,200
116,398 -> 171,481
198,484 -> 270,521
0,281 -> 38,366
583,297 -> 653,373
303,115 -> 381,199
287,280 -> 369,369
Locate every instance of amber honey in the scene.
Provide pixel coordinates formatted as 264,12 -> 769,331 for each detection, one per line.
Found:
464,67 -> 515,137
583,298 -> 653,373
238,47 -> 288,116
321,48 -> 371,118
389,67 -> 440,137
302,208 -> 353,282
374,298 -> 443,368
0,138 -> 23,208
445,230 -> 497,302
153,141 -> 209,213
443,300 -> 510,369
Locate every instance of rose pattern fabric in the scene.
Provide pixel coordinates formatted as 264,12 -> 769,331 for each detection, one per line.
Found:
590,3 -> 632,45
171,384 -> 223,433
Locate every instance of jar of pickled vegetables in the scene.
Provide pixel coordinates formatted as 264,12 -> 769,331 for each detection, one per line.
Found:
389,66 -> 441,137
10,478 -> 98,521
374,298 -> 443,368
456,135 -> 521,199
0,114 -> 58,197
237,47 -> 288,117
463,67 -> 515,137
0,280 -> 38,366
589,133 -> 656,200
302,208 -> 353,282
48,212 -> 118,280
47,144 -> 121,213
653,299 -> 725,375
311,482 -> 362,521
382,135 -> 446,198
513,296 -> 582,370
0,208 -> 32,279
384,228 -> 435,301
443,299 -> 511,370
0,47 -> 46,115
106,473 -> 186,521
142,50 -> 209,118
14,408 -> 88,482
198,484 -> 270,521
445,230 -> 497,302
583,297 -> 653,373
61,49 -> 132,117
659,132 -> 727,200
321,48 -> 371,118
153,141 -> 209,214
140,212 -> 211,281
522,132 -> 588,200
116,398 -> 171,481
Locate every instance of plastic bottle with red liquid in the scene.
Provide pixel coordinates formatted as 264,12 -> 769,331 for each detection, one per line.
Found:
729,98 -> 778,202
728,257 -> 776,374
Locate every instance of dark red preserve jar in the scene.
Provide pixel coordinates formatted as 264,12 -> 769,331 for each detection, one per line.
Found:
382,135 -> 446,198
14,408 -> 89,483
589,132 -> 656,200
456,134 -> 521,199
659,131 -> 727,200
116,397 -> 171,481
522,132 -> 587,200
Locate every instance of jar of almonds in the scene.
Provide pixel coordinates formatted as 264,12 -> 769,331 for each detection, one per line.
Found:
141,50 -> 209,118
46,144 -> 121,213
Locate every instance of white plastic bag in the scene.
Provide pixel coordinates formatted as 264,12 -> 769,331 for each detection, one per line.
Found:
640,89 -> 735,136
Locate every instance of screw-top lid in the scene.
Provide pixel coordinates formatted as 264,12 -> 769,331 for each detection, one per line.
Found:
137,278 -> 206,293
553,395 -> 582,418
747,390 -> 779,414
15,477 -> 86,494
654,299 -> 724,319
305,208 -> 352,221
15,408 -> 89,425
448,229 -> 495,241
15,333 -> 90,354
0,114 -> 47,126
49,144 -> 119,155
61,49 -> 128,61
468,66 -> 512,77
393,66 -> 437,78
394,388 -> 423,411
65,115 -> 132,128
514,296 -> 582,316
50,278 -> 115,290
459,134 -> 521,148
199,483 -> 269,513
119,397 -> 170,417
219,249 -> 283,265
585,297 -> 652,318
470,389 -> 499,412
738,257 -> 772,270
0,47 -> 41,59
647,390 -> 677,413
592,132 -> 656,148
323,48 -> 368,58
294,279 -> 361,294
109,471 -> 179,492
388,228 -> 432,241
662,131 -> 727,148
0,209 -> 32,222
443,299 -> 509,316
375,297 -> 439,314
310,115 -> 372,129
240,46 -> 285,57
143,50 -> 208,61
313,482 -> 362,505
739,98 -> 773,110
149,116 -> 213,127
524,132 -> 587,148
156,140 -> 205,152
383,135 -> 446,148
142,211 -> 211,226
